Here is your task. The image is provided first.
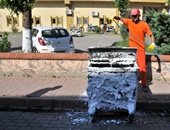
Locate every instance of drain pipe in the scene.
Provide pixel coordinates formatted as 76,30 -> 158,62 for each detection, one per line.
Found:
113,19 -> 170,72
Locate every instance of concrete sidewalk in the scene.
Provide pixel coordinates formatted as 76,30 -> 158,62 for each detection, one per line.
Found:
0,77 -> 170,111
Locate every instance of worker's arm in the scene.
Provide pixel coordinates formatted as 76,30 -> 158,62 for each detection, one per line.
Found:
150,34 -> 155,43
114,16 -> 128,25
114,16 -> 122,21
148,34 -> 156,50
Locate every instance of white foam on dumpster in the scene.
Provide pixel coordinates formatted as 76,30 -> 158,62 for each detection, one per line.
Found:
87,73 -> 138,115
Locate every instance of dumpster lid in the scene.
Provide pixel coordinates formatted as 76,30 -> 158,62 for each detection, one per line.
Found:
88,47 -> 137,68
88,47 -> 137,59
89,46 -> 136,53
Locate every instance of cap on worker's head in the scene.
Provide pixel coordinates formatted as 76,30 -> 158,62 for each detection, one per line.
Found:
131,8 -> 140,15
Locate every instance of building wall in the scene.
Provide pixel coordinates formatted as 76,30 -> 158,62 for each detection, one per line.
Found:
32,1 -> 66,27
0,9 -> 21,32
0,0 -> 166,32
71,1 -> 116,29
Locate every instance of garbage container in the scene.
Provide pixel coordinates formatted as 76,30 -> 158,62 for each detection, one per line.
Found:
87,47 -> 139,123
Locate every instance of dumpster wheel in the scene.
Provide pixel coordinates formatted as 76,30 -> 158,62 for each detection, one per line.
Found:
89,109 -> 99,123
90,114 -> 96,123
128,114 -> 135,123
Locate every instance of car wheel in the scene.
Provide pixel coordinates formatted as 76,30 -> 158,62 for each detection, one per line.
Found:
32,46 -> 38,53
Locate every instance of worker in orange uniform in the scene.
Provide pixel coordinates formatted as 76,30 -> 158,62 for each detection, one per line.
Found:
114,8 -> 155,92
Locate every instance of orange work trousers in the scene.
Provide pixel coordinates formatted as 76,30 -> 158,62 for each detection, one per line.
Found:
136,50 -> 147,86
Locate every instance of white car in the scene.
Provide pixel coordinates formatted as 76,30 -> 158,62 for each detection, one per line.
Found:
32,26 -> 75,53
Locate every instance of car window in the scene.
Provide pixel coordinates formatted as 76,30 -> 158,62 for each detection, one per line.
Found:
42,30 -> 57,38
54,29 -> 69,37
32,29 -> 39,37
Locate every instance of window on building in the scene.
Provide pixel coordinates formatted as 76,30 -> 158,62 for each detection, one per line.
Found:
6,15 -> 19,27
6,16 -> 12,27
13,17 -> 19,26
77,17 -> 82,25
50,16 -> 63,27
57,17 -> 63,27
52,18 -> 56,24
58,17 -> 63,25
36,17 -> 40,24
100,18 -> 104,25
32,16 -> 41,26
107,18 -> 112,24
51,16 -> 57,26
77,16 -> 89,27
143,7 -> 158,14
143,7 -> 158,22
84,17 -> 89,24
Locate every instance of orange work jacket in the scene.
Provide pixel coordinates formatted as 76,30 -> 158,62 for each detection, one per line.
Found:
122,18 -> 153,50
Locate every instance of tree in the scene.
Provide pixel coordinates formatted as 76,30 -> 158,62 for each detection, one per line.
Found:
115,0 -> 130,17
0,0 -> 37,52
0,32 -> 11,52
167,0 -> 170,5
114,0 -> 130,41
146,9 -> 170,54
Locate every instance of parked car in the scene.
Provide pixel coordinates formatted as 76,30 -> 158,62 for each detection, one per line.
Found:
32,26 -> 75,53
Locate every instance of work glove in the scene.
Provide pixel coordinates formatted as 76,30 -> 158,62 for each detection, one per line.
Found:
114,16 -> 121,20
148,43 -> 155,50
108,17 -> 114,21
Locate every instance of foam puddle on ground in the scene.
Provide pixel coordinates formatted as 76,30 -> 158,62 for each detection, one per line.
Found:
65,111 -> 170,125
66,111 -> 137,125
66,111 -> 126,125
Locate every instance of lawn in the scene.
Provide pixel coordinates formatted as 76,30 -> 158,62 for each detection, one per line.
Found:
115,40 -> 154,54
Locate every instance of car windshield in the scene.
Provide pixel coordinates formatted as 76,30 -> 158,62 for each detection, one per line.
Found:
42,28 -> 69,38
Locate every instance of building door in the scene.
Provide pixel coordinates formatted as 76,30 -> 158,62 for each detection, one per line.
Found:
66,15 -> 73,30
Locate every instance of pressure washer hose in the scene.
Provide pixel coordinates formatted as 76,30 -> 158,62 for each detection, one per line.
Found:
113,19 -> 170,72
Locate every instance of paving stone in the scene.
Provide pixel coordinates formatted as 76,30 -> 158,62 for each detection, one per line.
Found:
0,77 -> 170,111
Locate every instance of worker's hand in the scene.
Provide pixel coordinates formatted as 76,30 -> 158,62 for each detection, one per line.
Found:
148,43 -> 155,50
114,16 -> 121,20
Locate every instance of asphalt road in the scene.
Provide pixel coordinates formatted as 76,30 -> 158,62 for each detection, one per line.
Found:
8,33 -> 123,53
0,110 -> 170,130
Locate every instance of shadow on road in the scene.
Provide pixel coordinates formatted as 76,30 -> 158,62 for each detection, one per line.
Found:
25,85 -> 62,97
75,49 -> 88,53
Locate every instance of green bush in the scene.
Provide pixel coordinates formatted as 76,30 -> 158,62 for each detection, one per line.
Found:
94,27 -> 102,34
11,25 -> 19,33
115,40 -> 128,47
0,32 -> 12,52
119,24 -> 129,41
146,9 -> 170,54
115,0 -> 130,17
155,43 -> 170,55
